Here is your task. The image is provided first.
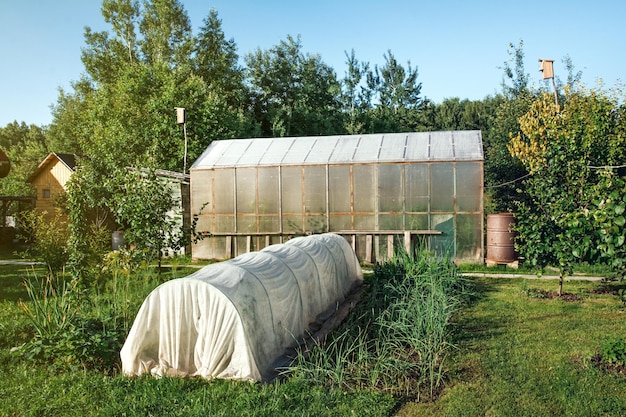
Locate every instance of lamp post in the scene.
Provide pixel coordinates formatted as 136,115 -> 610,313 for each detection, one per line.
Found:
175,107 -> 188,173
538,58 -> 558,107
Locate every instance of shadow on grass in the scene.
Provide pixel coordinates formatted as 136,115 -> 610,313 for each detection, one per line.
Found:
452,278 -> 505,344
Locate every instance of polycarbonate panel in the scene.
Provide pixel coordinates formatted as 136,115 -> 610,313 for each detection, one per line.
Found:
406,214 -> 429,230
237,216 -> 258,233
404,133 -> 430,160
352,135 -> 382,162
214,216 -> 234,233
259,216 -> 280,232
456,214 -> 482,261
305,215 -> 327,233
429,131 -> 454,160
237,140 -> 272,166
377,134 -> 407,161
378,164 -> 403,213
353,215 -> 375,230
282,215 -> 303,233
257,167 -> 279,214
214,140 -> 253,167
304,137 -> 337,164
282,139 -> 315,165
304,166 -> 327,214
281,167 -> 302,214
192,140 -> 232,168
213,169 -> 234,214
353,165 -> 374,212
329,215 -> 351,231
431,214 -> 455,256
259,138 -> 293,165
430,163 -> 454,212
328,136 -> 360,162
454,132 -> 484,160
191,172 -> 212,214
378,214 -> 403,230
329,165 -> 350,213
456,162 -> 482,212
236,168 -> 256,214
405,164 -> 429,212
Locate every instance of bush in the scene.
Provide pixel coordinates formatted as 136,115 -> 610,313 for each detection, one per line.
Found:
17,209 -> 70,271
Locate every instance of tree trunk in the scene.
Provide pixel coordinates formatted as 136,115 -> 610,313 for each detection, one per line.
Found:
558,271 -> 563,297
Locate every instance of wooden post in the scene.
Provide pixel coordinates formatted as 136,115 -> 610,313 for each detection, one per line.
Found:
265,235 -> 271,248
404,231 -> 412,255
246,235 -> 252,253
225,236 -> 232,259
387,234 -> 394,259
365,234 -> 373,263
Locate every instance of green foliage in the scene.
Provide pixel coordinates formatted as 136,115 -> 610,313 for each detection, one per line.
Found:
245,35 -> 344,137
509,87 -> 626,293
17,208 -> 70,271
600,334 -> 626,368
289,249 -> 467,400
0,121 -> 48,196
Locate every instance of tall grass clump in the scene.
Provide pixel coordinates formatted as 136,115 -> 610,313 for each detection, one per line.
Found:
289,248 -> 467,400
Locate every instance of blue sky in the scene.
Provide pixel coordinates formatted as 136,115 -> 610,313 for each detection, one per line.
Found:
0,0 -> 624,127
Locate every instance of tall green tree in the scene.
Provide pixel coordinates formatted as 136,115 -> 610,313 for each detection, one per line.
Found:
365,51 -> 423,132
245,35 -> 343,137
50,1 -> 250,275
195,9 -> 246,108
341,49 -> 370,134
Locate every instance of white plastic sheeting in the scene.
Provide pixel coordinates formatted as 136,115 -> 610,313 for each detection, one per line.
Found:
120,233 -> 362,381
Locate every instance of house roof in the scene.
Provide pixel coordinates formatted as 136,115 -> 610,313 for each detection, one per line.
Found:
27,153 -> 78,183
191,130 -> 483,170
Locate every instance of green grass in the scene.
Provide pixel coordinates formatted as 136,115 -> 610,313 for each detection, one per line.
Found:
0,261 -> 396,416
397,277 -> 626,416
3,255 -> 625,416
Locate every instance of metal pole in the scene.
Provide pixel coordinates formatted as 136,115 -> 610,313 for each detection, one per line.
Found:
183,121 -> 188,173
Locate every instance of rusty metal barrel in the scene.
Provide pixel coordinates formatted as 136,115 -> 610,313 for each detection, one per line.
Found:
486,213 -> 517,264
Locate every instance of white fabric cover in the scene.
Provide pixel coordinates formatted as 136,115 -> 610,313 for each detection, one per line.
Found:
120,233 -> 362,381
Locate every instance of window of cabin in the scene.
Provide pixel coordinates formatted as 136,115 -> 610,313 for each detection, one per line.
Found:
42,189 -> 51,198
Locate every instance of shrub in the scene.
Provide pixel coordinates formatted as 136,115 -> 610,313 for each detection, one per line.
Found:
17,209 -> 70,271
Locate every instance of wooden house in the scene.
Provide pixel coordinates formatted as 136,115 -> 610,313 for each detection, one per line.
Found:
27,153 -> 77,221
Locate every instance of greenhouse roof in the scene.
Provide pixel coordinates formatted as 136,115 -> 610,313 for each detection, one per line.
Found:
191,130 -> 483,169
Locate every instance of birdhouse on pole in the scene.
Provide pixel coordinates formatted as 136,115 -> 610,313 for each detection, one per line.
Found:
538,59 -> 554,79
175,107 -> 186,125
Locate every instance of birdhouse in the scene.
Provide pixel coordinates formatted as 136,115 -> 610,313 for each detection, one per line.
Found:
538,59 -> 554,79
175,107 -> 186,124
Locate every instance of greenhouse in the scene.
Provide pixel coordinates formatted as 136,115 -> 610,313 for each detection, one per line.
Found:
190,130 -> 484,263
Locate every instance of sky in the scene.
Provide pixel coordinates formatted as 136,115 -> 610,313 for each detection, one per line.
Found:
0,0 -> 624,127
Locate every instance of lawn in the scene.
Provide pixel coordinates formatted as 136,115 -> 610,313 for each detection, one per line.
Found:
1,257 -> 625,416
398,276 -> 626,416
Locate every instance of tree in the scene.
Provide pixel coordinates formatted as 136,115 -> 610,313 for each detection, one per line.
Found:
365,50 -> 423,133
0,122 -> 50,196
341,49 -> 370,134
245,35 -> 344,137
509,88 -> 626,294
195,9 -> 246,108
51,1 -> 251,275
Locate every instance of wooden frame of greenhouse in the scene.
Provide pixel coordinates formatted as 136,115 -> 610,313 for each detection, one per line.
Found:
190,130 -> 484,264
